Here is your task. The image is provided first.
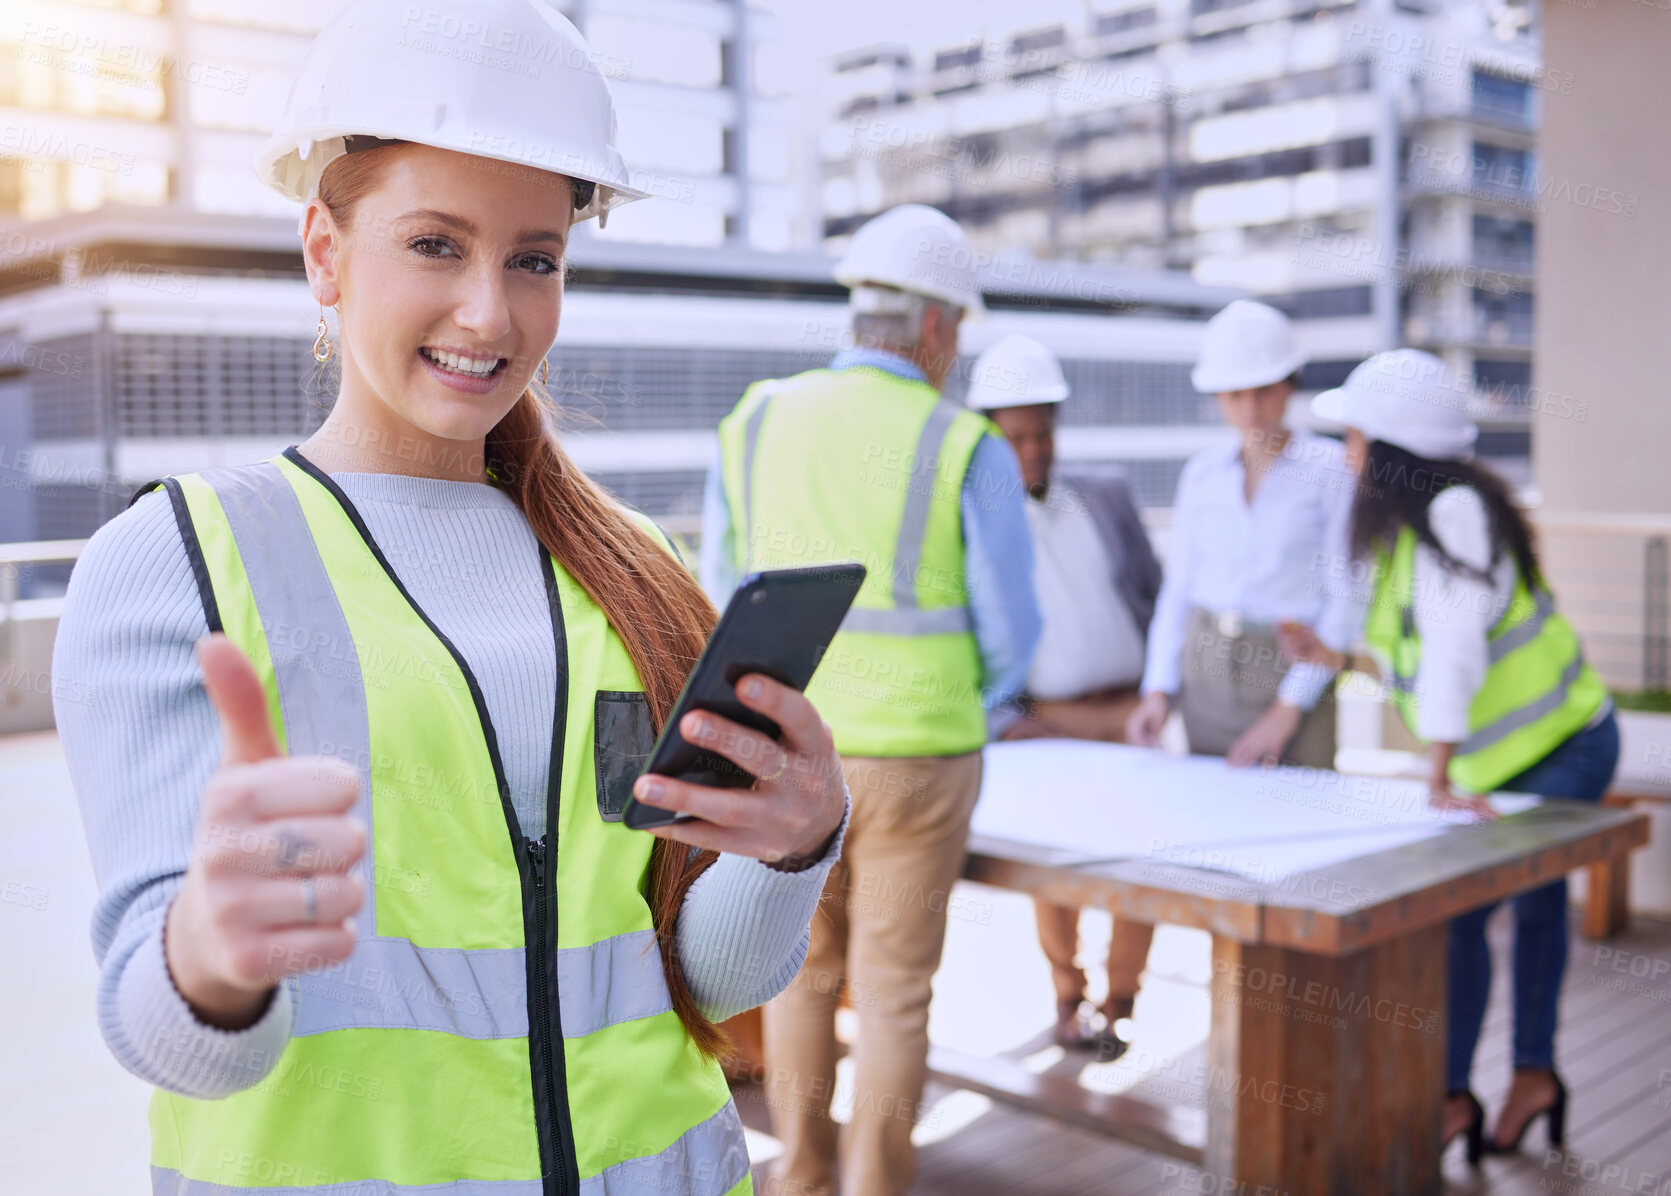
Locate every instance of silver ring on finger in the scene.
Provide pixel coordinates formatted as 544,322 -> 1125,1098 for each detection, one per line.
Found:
300,874 -> 318,925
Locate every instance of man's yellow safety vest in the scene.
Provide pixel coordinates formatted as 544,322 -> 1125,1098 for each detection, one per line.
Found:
1364,524 -> 1608,793
715,366 -> 999,757
135,449 -> 748,1195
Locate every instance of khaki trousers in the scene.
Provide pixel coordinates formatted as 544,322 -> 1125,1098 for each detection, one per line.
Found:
1022,686 -> 1155,1009
1176,608 -> 1338,770
761,751 -> 983,1196
1034,901 -> 1154,1008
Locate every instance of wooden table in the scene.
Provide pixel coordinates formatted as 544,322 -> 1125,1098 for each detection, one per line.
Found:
942,747 -> 1651,1196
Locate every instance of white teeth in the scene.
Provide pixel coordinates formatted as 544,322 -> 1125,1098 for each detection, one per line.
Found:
424,348 -> 499,375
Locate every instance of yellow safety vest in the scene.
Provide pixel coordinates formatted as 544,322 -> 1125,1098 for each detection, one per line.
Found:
715,366 -> 998,757
135,449 -> 748,1195
1365,525 -> 1607,793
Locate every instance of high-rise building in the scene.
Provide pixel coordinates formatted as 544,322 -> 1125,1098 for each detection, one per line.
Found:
0,0 -> 817,250
820,0 -> 1546,481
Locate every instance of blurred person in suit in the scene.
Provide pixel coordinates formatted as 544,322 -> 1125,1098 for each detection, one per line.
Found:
968,333 -> 1164,1056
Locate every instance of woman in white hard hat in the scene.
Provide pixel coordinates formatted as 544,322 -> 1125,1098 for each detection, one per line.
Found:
1284,349 -> 1617,1163
51,3 -> 845,1193
1126,299 -> 1360,769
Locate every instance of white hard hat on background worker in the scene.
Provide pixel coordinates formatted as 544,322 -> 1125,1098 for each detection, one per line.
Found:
1191,299 -> 1306,392
1311,348 -> 1480,460
253,0 -> 646,231
834,204 -> 987,317
965,334 -> 1069,411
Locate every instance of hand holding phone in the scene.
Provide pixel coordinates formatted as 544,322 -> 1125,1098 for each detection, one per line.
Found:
623,564 -> 862,868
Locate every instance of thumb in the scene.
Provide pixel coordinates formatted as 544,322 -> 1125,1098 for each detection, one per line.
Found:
197,633 -> 283,765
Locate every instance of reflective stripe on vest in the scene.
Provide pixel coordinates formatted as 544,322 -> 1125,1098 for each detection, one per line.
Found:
142,453 -> 746,1195
1368,525 -> 1606,792
152,1102 -> 750,1196
206,462 -> 674,1041
719,369 -> 992,756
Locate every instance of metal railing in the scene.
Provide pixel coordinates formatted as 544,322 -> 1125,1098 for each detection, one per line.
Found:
1531,513 -> 1671,693
5,508 -> 1669,702
0,540 -> 85,710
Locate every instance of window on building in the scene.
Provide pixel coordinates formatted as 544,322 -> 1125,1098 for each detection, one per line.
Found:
1299,360 -> 1360,391
1096,7 -> 1159,35
1471,143 -> 1536,193
1472,70 -> 1533,123
1011,25 -> 1067,54
1473,358 -> 1532,404
2,37 -> 167,121
1471,215 -> 1535,265
934,44 -> 982,72
1474,288 -> 1533,319
1268,286 -> 1375,319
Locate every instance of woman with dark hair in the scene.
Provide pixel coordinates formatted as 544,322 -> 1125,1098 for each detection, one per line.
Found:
1283,349 -> 1618,1165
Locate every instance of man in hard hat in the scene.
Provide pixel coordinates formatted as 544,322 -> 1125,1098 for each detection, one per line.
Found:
1127,299 -> 1359,769
966,333 -> 1163,1057
700,204 -> 1041,1196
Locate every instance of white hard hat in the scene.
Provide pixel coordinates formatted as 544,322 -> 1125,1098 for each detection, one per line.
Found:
253,0 -> 646,230
965,335 -> 1068,410
1312,349 -> 1479,461
1191,299 -> 1307,393
834,205 -> 987,316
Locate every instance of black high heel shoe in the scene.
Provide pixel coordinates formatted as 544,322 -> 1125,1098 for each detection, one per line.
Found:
1443,1090 -> 1486,1166
1487,1070 -> 1567,1154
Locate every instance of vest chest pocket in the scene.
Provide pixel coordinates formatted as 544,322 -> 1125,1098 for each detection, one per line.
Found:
594,691 -> 656,822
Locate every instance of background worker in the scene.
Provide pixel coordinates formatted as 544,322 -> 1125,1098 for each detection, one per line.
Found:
1288,349 -> 1618,1163
1126,299 -> 1360,769
700,204 -> 1041,1196
50,3 -> 847,1192
966,333 -> 1162,1054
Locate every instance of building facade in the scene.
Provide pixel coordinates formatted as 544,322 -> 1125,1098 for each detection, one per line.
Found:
0,208 -> 1235,594
0,0 -> 817,250
821,0 -> 1548,481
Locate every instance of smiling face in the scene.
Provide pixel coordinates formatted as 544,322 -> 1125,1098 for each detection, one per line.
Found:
301,143 -> 574,478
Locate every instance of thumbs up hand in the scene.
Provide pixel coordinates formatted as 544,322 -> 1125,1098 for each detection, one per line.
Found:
163,633 -> 368,1029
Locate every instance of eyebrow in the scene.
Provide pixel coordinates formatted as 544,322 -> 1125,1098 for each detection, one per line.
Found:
394,208 -> 567,247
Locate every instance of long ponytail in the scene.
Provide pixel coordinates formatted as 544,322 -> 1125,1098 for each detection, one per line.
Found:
318,148 -> 728,1058
487,390 -> 728,1059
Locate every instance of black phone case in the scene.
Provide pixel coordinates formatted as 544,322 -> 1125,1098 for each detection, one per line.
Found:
621,563 -> 865,830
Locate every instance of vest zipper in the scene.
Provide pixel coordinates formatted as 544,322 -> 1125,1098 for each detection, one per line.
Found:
525,836 -> 571,1196
282,449 -> 582,1195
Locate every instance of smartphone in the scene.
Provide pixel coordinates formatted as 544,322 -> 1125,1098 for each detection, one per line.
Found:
621,562 -> 867,830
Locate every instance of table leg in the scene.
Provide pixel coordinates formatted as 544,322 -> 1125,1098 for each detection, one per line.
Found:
1205,924 -> 1446,1195
1583,856 -> 1631,940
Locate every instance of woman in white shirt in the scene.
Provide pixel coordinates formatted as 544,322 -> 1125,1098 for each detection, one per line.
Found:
1127,300 -> 1359,767
1286,349 -> 1618,1165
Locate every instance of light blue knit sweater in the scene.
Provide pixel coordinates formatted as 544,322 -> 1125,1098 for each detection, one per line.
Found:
51,470 -> 843,1099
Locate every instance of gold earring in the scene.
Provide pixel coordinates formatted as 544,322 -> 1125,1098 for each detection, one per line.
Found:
538,358 -> 549,386
312,309 -> 334,364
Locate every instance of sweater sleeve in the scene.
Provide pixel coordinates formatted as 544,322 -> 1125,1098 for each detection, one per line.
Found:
51,488 -> 295,1098
1411,486 -> 1502,746
674,795 -> 850,1022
